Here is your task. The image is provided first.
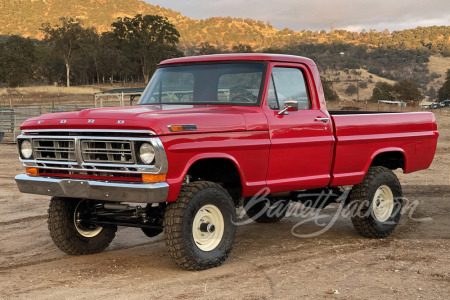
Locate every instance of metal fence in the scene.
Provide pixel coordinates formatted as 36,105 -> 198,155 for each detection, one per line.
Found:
1,96 -> 448,143
0,103 -> 95,143
0,92 -> 137,143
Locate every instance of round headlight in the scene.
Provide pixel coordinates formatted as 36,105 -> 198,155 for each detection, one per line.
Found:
21,140 -> 33,159
139,143 -> 155,164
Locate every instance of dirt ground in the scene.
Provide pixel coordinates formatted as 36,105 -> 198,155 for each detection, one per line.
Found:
0,114 -> 449,300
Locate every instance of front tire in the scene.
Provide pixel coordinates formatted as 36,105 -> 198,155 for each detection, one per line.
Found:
163,181 -> 237,270
350,166 -> 403,238
48,197 -> 117,255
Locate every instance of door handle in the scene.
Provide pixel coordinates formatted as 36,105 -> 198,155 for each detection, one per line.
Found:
314,117 -> 329,123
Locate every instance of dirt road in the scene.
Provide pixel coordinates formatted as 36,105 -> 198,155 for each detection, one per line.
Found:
0,114 -> 449,299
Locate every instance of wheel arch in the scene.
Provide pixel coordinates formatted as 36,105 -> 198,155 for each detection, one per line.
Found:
367,148 -> 406,173
169,153 -> 245,205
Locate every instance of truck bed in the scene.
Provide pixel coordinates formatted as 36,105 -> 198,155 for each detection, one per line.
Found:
329,111 -> 438,186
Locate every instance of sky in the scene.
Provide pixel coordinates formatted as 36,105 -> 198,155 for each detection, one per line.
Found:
145,0 -> 450,32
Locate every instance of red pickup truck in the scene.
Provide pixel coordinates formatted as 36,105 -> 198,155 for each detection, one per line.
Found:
15,54 -> 438,270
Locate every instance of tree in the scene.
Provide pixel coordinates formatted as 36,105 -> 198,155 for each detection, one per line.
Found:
196,42 -> 221,55
232,44 -> 253,53
359,82 -> 368,89
371,82 -> 394,101
0,35 -> 36,87
438,69 -> 450,101
321,77 -> 340,102
425,86 -> 437,101
345,84 -> 358,95
392,79 -> 422,101
41,18 -> 96,87
97,32 -> 132,84
262,47 -> 285,54
34,42 -> 65,85
111,14 -> 182,83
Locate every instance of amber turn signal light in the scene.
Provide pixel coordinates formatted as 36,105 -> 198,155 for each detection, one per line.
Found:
26,168 -> 39,176
168,124 -> 197,132
142,174 -> 166,183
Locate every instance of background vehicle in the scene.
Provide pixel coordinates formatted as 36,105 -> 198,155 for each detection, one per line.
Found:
440,100 -> 450,107
15,54 -> 438,270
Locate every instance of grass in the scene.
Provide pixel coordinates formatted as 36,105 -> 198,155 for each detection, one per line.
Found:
426,55 -> 450,91
324,55 -> 450,102
323,68 -> 397,102
0,85 -> 102,96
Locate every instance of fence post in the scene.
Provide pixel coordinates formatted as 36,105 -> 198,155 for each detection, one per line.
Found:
12,113 -> 17,143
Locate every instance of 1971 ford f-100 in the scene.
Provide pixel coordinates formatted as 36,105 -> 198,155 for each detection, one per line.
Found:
15,54 -> 438,270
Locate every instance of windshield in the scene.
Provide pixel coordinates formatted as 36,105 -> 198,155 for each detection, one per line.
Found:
137,62 -> 265,106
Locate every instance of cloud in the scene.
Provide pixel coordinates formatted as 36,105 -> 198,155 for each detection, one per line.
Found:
146,0 -> 450,31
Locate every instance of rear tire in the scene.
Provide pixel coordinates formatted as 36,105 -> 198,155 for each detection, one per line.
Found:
350,166 -> 403,238
48,197 -> 117,255
163,181 -> 237,270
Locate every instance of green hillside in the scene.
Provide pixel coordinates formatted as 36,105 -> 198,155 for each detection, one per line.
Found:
1,0 -> 448,54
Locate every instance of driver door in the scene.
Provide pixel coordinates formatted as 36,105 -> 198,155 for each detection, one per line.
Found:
263,63 -> 334,193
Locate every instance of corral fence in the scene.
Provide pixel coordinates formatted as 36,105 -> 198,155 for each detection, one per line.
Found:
1,94 -> 448,143
0,101 -> 95,143
0,89 -> 145,143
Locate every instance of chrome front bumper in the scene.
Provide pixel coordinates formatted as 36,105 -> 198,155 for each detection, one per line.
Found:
15,174 -> 169,203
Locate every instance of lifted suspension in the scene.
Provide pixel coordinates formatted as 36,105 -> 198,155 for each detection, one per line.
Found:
90,203 -> 165,230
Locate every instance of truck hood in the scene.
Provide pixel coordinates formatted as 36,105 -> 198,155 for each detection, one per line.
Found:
20,104 -> 257,135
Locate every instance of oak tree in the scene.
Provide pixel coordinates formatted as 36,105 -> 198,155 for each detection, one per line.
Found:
111,14 -> 182,83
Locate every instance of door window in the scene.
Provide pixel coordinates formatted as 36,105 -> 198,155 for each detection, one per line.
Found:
268,67 -> 310,110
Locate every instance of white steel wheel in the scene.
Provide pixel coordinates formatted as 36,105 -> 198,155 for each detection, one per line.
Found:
372,185 -> 394,222
350,166 -> 403,238
74,200 -> 103,238
192,204 -> 225,251
164,181 -> 237,270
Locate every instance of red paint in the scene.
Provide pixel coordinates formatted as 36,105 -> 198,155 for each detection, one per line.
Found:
20,54 -> 439,201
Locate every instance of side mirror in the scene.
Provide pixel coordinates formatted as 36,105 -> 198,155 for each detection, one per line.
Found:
278,100 -> 298,115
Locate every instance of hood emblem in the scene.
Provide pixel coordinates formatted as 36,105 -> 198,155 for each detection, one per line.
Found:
60,120 -> 67,124
88,119 -> 95,123
117,120 -> 125,124
37,120 -> 44,124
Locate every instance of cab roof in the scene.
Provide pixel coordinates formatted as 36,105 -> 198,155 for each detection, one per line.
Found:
158,53 -> 316,66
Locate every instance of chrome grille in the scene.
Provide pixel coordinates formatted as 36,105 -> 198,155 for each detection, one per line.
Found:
33,139 -> 76,161
18,130 -> 168,175
81,140 -> 134,163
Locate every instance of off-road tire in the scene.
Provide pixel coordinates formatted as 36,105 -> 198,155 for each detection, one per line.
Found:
244,198 -> 289,223
163,181 -> 237,270
350,166 -> 403,238
48,197 -> 117,255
